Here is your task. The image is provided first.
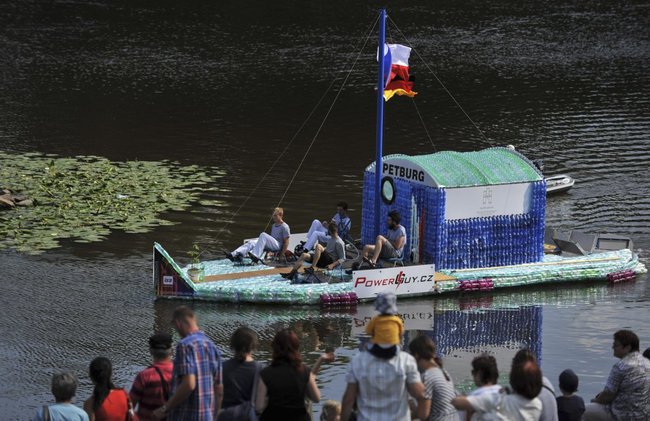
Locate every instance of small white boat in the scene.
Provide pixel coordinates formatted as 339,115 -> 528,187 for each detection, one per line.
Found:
545,174 -> 574,194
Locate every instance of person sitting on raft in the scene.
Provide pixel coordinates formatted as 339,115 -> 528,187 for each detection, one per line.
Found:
361,210 -> 406,268
299,201 -> 351,252
225,207 -> 290,264
281,224 -> 345,279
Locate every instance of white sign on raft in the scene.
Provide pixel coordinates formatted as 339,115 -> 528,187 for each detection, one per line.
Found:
352,265 -> 436,300
445,182 -> 533,220
351,302 -> 435,335
367,158 -> 434,186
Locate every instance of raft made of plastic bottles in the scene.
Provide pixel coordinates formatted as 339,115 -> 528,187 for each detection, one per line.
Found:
153,243 -> 646,305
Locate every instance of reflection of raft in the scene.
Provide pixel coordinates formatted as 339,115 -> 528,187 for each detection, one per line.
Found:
153,243 -> 645,305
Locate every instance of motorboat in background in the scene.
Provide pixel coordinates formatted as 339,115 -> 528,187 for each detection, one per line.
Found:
530,158 -> 575,194
545,174 -> 575,194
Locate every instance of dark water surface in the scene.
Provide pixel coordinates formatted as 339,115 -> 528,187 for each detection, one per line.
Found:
1,1 -> 649,419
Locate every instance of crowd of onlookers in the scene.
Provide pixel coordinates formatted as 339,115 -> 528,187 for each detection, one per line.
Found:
34,294 -> 650,421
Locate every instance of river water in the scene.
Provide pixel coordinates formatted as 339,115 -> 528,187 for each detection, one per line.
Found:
1,1 -> 649,419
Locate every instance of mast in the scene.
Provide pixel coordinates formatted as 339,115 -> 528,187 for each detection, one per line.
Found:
374,9 -> 386,238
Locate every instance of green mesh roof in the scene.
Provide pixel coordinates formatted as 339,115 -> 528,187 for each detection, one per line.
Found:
367,147 -> 543,187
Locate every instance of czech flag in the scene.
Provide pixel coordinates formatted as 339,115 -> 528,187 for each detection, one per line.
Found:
381,43 -> 417,101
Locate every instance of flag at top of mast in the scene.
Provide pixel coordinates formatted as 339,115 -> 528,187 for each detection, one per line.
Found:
381,43 -> 417,101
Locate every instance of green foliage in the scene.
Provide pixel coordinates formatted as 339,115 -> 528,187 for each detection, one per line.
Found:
187,242 -> 202,267
0,151 -> 220,254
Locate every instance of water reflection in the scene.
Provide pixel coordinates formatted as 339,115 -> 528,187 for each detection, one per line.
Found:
152,282 -> 636,384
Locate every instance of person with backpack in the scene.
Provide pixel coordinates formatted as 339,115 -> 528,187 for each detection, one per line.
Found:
130,333 -> 174,420
218,327 -> 261,421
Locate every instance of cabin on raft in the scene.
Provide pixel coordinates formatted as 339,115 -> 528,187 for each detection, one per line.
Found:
361,146 -> 547,269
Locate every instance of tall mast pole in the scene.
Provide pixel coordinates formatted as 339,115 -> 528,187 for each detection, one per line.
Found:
374,9 -> 386,238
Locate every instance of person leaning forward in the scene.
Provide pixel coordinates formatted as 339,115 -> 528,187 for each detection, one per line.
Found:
152,306 -> 223,421
282,223 -> 346,280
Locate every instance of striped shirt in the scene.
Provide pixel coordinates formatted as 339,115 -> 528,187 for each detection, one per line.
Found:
169,331 -> 222,421
421,367 -> 460,421
130,361 -> 173,421
345,349 -> 421,421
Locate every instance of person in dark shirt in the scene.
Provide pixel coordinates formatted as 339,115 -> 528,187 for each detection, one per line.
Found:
255,329 -> 320,421
556,369 -> 585,421
219,327 -> 261,420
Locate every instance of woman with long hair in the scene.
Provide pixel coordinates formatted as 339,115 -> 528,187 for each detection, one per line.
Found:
255,329 -> 320,421
83,357 -> 129,421
409,335 -> 460,421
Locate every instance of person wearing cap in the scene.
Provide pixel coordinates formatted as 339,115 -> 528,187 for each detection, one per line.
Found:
341,293 -> 425,421
556,369 -> 584,421
130,332 -> 174,421
364,291 -> 404,359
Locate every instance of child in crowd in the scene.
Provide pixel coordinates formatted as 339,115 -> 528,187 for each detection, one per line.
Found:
320,400 -> 341,421
365,291 -> 404,359
556,369 -> 585,421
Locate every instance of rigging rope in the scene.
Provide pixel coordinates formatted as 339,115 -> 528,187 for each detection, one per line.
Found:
411,98 -> 437,152
265,14 -> 381,231
205,74 -> 338,255
207,14 -> 380,253
387,15 -> 494,147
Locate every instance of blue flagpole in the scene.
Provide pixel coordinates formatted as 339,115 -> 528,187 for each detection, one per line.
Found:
374,8 -> 386,238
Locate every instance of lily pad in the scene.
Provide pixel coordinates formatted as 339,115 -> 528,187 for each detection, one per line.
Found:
0,151 -> 220,254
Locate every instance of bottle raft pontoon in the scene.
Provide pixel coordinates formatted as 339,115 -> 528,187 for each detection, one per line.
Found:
153,241 -> 645,305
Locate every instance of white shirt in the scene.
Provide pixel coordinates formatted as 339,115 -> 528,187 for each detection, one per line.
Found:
467,390 -> 542,421
468,385 -> 502,421
345,349 -> 421,421
538,376 -> 558,421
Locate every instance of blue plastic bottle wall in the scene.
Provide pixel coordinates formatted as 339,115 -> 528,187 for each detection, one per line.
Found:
362,171 -> 546,269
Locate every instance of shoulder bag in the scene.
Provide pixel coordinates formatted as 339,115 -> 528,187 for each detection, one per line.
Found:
218,361 -> 261,421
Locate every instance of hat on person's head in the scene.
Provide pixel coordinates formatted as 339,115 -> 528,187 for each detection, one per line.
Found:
149,332 -> 173,350
559,369 -> 579,393
375,291 -> 398,315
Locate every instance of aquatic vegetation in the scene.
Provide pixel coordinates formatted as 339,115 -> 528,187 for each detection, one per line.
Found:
0,151 -> 220,254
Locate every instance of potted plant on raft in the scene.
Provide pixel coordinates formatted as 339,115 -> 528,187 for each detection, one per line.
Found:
187,243 -> 204,282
